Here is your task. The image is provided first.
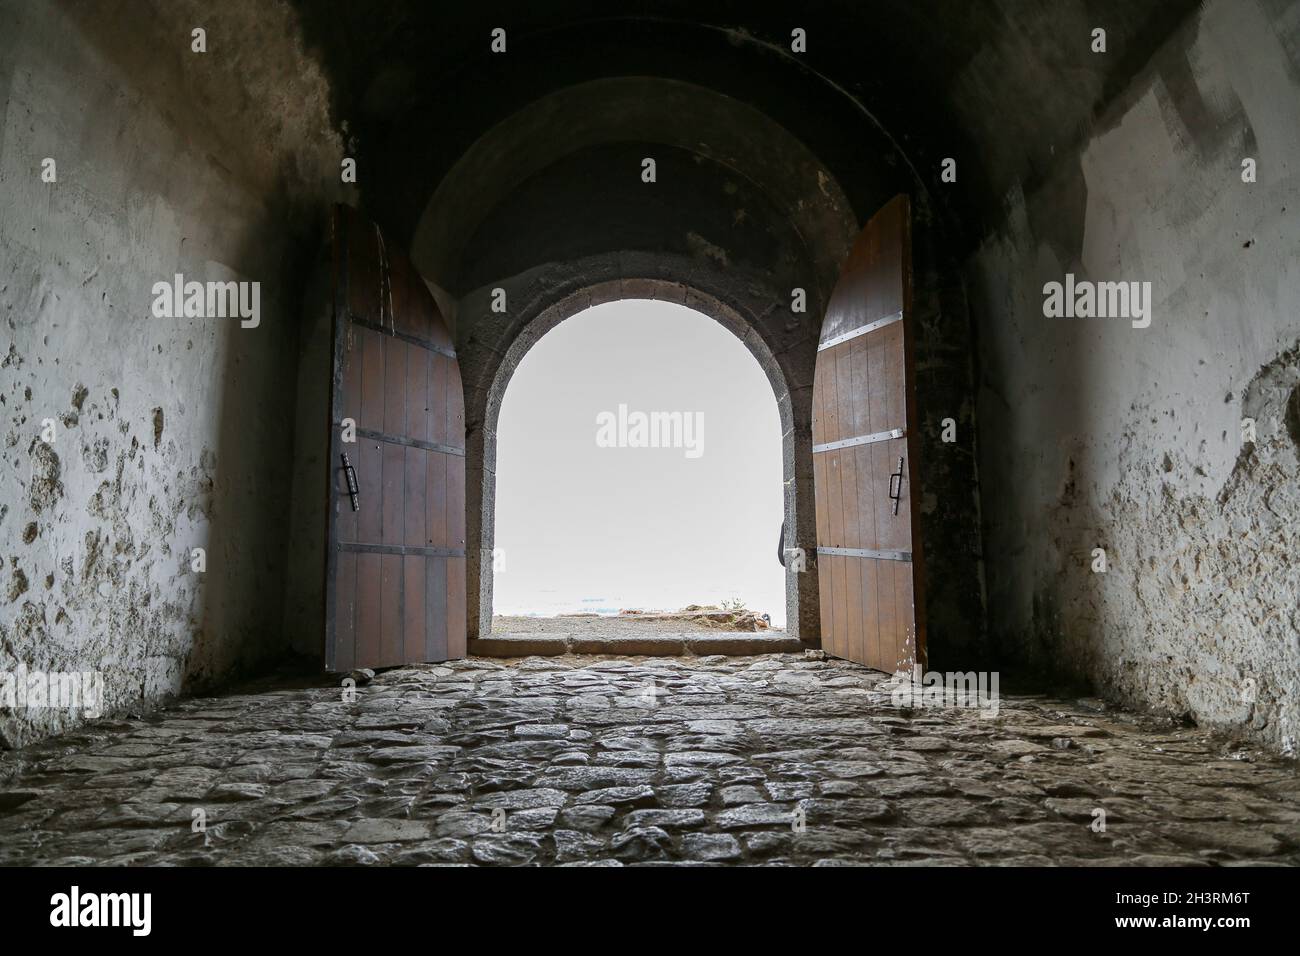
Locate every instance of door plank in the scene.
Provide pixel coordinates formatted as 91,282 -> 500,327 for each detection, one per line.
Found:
860,557 -> 882,671
334,551 -> 357,673
380,553 -> 402,665
356,438 -> 383,543
873,557 -> 901,672
447,556 -> 467,659
407,344 -> 430,445
427,450 -> 448,550
381,441 -> 405,546
359,327 -> 385,433
403,555 -> 426,663
429,353 -> 449,448
355,553 -> 381,667
426,556 -> 449,661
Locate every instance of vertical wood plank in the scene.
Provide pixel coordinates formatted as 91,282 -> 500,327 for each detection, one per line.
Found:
844,548 -> 865,664
426,555 -> 449,661
822,324 -> 848,662
380,553 -> 402,666
861,557 -> 882,671
427,451 -> 448,549
334,551 -> 357,673
381,441 -> 405,546
404,446 -> 427,549
384,335 -> 407,438
355,553 -> 381,667
821,348 -> 841,444
835,344 -> 861,552
813,452 -> 830,546
818,566 -> 834,659
447,556 -> 467,659
812,353 -> 828,446
356,439 -> 383,543
360,328 -> 384,433
824,453 -> 845,660
879,321 -> 904,435
873,556 -> 900,673
447,455 -> 466,550
407,343 -> 430,445
429,353 -> 448,448
403,555 -> 425,664
831,542 -> 849,659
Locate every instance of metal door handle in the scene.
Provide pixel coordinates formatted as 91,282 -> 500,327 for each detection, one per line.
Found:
341,452 -> 360,512
888,457 -> 904,516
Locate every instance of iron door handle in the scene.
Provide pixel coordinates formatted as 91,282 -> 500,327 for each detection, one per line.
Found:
888,457 -> 904,516
341,452 -> 360,512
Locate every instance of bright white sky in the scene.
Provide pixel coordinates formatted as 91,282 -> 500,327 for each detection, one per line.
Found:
493,299 -> 787,626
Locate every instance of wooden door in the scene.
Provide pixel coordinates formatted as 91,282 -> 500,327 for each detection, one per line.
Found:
812,194 -> 926,674
325,205 -> 467,671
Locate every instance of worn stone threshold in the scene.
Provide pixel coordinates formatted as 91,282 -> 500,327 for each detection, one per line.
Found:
470,632 -> 804,657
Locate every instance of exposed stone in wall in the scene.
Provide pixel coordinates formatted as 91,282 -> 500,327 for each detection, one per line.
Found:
55,0 -> 344,209
0,0 -> 346,746
969,0 -> 1300,752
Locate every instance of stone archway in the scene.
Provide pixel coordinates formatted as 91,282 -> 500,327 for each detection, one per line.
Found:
465,275 -> 817,644
401,75 -> 987,666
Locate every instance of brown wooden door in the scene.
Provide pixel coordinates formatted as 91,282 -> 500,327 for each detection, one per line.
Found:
812,194 -> 926,674
325,205 -> 466,671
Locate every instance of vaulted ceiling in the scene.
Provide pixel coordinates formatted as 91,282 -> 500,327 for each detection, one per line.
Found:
292,0 -> 1202,292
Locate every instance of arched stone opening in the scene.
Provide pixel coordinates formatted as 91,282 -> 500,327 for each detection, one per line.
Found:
390,59 -> 986,665
467,275 -> 815,643
402,72 -> 989,660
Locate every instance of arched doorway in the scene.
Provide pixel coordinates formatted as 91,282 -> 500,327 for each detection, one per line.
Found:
467,279 -> 810,643
491,298 -> 786,628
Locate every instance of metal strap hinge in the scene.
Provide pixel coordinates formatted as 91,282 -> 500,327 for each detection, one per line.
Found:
818,310 -> 903,351
814,427 -> 904,454
817,547 -> 912,562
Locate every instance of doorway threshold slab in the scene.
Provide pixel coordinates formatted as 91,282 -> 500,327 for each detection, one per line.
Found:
469,632 -> 803,657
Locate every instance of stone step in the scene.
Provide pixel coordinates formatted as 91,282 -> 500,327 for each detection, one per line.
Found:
468,633 -> 805,658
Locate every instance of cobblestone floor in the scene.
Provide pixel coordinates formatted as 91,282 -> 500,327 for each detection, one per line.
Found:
1,653 -> 1297,866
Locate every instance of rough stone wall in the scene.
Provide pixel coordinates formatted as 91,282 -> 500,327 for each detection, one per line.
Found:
969,0 -> 1300,752
0,0 -> 343,746
911,197 -> 987,667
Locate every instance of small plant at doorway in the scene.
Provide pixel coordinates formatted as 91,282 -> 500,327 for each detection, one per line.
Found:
679,603 -> 771,631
